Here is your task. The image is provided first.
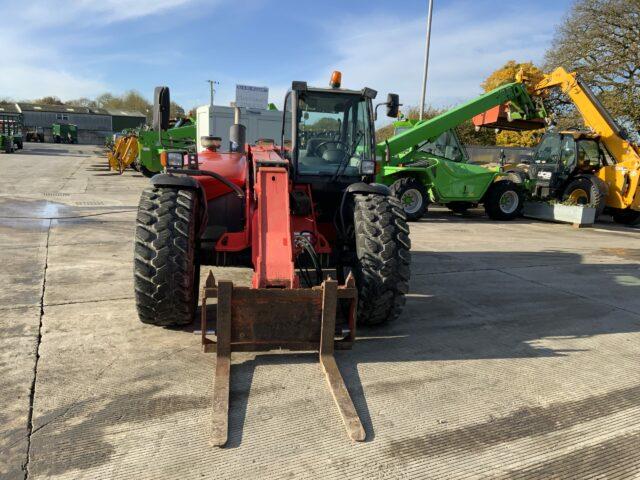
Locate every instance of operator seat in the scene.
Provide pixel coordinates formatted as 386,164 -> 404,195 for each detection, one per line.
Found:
577,150 -> 590,171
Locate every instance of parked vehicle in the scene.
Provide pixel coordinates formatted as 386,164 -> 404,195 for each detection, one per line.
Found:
376,82 -> 547,220
475,67 -> 640,225
133,73 -> 409,445
52,123 -> 78,144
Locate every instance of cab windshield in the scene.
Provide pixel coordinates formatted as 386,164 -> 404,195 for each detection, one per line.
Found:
418,130 -> 466,162
296,91 -> 372,177
533,133 -> 562,164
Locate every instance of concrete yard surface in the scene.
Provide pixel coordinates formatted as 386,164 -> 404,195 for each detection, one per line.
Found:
1,143 -> 639,479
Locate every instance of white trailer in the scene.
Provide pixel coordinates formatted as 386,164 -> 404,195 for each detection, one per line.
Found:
196,105 -> 288,152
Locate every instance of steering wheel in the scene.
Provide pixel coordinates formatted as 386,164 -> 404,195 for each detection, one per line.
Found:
312,140 -> 349,160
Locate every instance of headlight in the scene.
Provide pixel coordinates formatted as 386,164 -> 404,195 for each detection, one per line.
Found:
360,160 -> 376,175
166,151 -> 184,168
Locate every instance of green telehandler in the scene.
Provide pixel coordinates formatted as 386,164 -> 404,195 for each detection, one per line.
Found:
135,116 -> 196,176
375,82 -> 547,220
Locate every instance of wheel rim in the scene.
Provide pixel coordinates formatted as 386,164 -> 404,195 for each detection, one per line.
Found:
568,188 -> 589,205
499,190 -> 519,214
401,189 -> 423,214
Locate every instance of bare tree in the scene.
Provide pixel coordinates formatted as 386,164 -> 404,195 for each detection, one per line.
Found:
545,0 -> 640,133
66,97 -> 97,108
170,101 -> 185,119
32,96 -> 64,105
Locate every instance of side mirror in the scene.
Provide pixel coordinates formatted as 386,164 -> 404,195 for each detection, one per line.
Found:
386,93 -> 400,118
153,86 -> 170,131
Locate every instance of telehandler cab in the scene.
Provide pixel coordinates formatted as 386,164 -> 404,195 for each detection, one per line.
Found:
520,130 -> 611,215
133,72 -> 410,445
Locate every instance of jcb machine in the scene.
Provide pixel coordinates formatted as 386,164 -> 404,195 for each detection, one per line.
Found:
475,67 -> 640,225
133,73 -> 410,445
376,82 -> 547,220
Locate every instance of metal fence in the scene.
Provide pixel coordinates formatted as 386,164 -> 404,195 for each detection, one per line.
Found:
465,145 -> 534,165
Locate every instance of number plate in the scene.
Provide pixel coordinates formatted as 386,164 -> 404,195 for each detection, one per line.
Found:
537,171 -> 552,180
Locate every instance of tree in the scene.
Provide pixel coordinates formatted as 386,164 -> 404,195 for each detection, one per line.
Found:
66,97 -> 97,108
95,93 -> 116,108
456,119 -> 497,146
93,91 -> 183,122
311,117 -> 341,130
482,60 -> 545,94
170,101 -> 185,118
481,61 -> 546,147
95,91 -> 152,121
544,0 -> 640,134
32,96 -> 64,105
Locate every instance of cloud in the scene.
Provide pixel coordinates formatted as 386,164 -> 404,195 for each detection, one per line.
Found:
0,65 -> 108,101
15,0 -> 200,26
320,2 -> 559,112
0,0 -> 205,101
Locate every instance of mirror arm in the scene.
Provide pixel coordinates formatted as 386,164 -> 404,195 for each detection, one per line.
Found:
374,102 -> 384,122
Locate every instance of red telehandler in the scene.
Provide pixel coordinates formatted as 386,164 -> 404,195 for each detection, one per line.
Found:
133,73 -> 411,445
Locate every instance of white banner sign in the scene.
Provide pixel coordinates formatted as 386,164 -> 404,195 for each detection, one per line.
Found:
235,84 -> 269,110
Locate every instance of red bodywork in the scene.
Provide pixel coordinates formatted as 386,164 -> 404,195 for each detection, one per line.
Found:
193,145 -> 331,289
195,146 -> 362,446
473,104 -> 546,131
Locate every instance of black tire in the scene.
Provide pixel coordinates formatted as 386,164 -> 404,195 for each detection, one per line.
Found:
134,187 -> 200,326
16,141 -> 23,150
390,177 -> 429,221
446,201 -> 474,214
563,176 -> 606,216
352,194 -> 411,326
484,180 -> 523,221
612,208 -> 640,226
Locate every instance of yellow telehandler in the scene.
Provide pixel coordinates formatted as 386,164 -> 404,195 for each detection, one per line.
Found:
477,67 -> 640,225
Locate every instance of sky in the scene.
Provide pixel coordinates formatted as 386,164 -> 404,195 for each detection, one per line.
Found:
0,0 -> 574,114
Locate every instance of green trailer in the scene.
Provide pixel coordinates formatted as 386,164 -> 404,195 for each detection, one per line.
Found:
52,123 -> 78,144
375,82 -> 547,220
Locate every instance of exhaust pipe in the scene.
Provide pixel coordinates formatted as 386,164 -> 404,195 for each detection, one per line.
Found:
230,107 -> 246,153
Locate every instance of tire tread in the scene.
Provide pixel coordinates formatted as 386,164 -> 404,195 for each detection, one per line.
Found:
133,187 -> 197,326
353,194 -> 411,326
